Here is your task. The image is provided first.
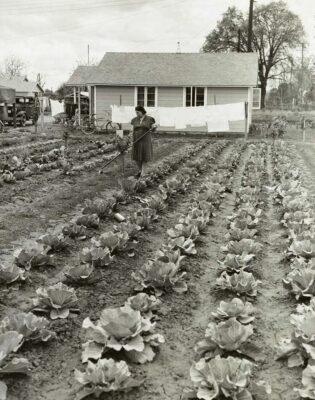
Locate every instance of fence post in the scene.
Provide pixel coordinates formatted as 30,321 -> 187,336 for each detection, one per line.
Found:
244,102 -> 248,140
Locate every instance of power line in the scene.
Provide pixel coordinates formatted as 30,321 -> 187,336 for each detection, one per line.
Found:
0,0 -> 167,14
1,0 -> 186,41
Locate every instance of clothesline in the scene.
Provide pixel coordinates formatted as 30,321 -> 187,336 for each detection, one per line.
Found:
111,103 -> 246,132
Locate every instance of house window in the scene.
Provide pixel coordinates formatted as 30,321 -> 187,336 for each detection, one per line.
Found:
137,87 -> 145,107
136,87 -> 156,107
185,87 -> 205,107
252,88 -> 261,109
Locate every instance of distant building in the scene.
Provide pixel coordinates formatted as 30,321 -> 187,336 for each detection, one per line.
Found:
67,52 -> 260,132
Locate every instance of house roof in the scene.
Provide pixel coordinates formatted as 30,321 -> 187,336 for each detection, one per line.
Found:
67,52 -> 258,87
66,66 -> 99,86
0,77 -> 43,95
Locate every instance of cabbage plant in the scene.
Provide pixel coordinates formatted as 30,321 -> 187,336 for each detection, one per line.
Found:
294,363 -> 315,399
0,264 -> 25,284
82,306 -> 164,364
75,358 -> 141,399
91,231 -> 129,254
218,253 -> 255,273
75,214 -> 100,229
131,208 -> 156,230
125,293 -> 161,320
221,239 -> 263,256
62,223 -> 87,240
168,237 -> 197,255
0,331 -> 31,400
0,312 -> 55,342
276,309 -> 315,367
167,222 -> 199,242
287,240 -> 314,259
147,194 -> 166,213
33,282 -> 78,319
195,318 -> 254,360
83,198 -> 116,219
81,247 -> 114,267
216,271 -> 260,297
226,227 -> 257,241
38,233 -> 71,253
155,247 -> 185,269
283,268 -> 315,299
212,298 -> 255,324
132,260 -> 187,296
14,241 -> 51,270
64,263 -> 96,284
189,355 -> 254,400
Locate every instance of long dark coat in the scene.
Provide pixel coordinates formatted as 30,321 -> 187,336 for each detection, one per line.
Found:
131,115 -> 155,163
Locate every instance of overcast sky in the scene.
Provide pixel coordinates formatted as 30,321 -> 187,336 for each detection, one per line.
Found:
0,0 -> 314,90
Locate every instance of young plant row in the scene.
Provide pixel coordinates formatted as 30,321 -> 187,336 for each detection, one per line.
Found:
0,140 -> 218,399
271,142 -> 315,399
0,140 -> 116,184
74,142 -> 246,398
184,142 -> 273,400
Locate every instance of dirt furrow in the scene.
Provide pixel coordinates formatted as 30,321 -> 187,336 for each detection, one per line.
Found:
250,144 -> 299,400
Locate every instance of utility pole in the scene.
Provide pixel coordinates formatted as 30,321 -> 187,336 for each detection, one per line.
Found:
247,0 -> 254,52
301,42 -> 305,105
237,29 -> 241,52
87,44 -> 90,66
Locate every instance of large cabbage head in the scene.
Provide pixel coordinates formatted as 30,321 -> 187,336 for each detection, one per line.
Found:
283,268 -> 315,299
0,312 -> 54,342
75,358 -> 141,398
34,282 -> 78,319
190,355 -> 253,400
212,298 -> 255,324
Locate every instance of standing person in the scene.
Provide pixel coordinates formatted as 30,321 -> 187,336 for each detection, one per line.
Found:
130,105 -> 155,178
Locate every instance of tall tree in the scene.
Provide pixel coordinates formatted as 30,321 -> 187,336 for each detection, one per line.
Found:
202,1 -> 305,108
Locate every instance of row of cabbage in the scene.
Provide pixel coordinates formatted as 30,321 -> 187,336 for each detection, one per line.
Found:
73,141 -> 247,398
271,142 -> 315,399
0,139 -> 116,184
0,140 -> 217,398
183,142 -> 273,400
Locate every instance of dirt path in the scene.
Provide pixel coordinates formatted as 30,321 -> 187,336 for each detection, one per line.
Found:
251,144 -> 300,400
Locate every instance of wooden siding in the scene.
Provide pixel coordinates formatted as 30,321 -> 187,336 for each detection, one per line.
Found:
157,87 -> 183,107
95,86 -> 134,116
207,87 -> 248,105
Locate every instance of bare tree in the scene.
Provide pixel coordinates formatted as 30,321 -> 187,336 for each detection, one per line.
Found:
0,56 -> 27,79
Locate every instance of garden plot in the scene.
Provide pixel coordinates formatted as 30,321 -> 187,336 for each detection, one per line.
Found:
0,137 -> 314,400
0,139 -> 228,399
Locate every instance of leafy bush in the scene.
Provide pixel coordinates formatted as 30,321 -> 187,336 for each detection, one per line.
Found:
82,198 -> 116,219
